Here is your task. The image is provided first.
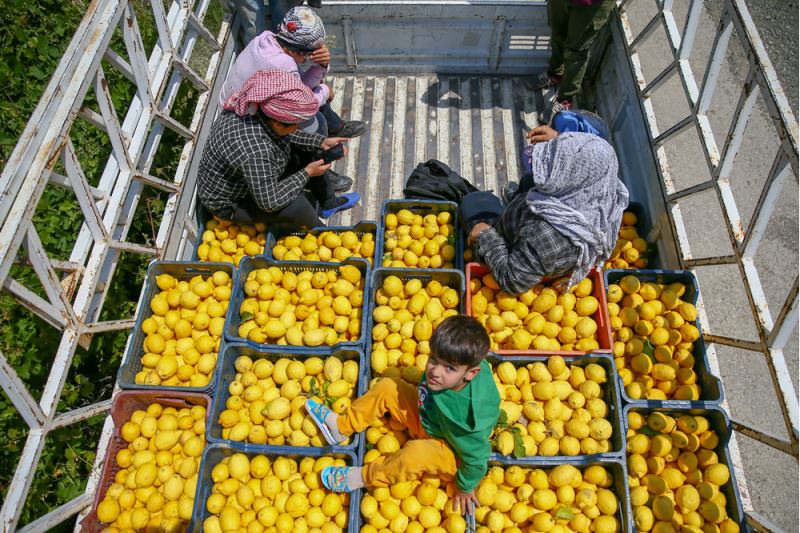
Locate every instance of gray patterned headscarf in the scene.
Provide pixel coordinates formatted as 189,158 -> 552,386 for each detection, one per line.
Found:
526,132 -> 629,287
276,6 -> 326,53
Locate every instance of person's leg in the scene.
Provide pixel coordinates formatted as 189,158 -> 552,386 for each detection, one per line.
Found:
361,438 -> 458,487
336,378 -> 426,438
315,110 -> 329,137
547,0 -> 571,77
234,0 -> 267,48
557,0 -> 615,102
270,194 -> 323,228
320,103 -> 344,133
458,191 -> 504,235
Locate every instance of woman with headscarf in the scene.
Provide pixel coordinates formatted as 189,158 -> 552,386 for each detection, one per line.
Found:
197,69 -> 359,228
459,131 -> 628,295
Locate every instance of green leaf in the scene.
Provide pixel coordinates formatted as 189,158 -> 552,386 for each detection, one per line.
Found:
639,427 -> 659,437
555,507 -> 575,520
241,311 -> 253,322
642,339 -> 655,358
495,409 -> 509,430
512,432 -> 527,458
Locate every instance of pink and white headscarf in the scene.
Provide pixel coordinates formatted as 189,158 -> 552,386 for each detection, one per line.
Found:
222,69 -> 319,123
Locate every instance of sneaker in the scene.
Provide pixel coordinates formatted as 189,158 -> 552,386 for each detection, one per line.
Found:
526,71 -> 561,90
542,98 -> 572,125
501,181 -> 519,205
320,193 -> 360,219
326,170 -> 353,193
330,120 -> 367,138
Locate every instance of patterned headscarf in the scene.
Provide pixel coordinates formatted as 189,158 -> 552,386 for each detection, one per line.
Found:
276,6 -> 326,53
222,69 -> 319,123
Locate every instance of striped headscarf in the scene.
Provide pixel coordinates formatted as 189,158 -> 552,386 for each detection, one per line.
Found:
222,69 -> 319,123
276,6 -> 326,53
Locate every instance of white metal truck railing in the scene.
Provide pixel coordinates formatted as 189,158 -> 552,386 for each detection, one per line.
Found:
0,0 -> 234,530
607,0 -> 798,530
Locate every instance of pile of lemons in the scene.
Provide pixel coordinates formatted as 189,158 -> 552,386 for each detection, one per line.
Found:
95,402 -> 207,531
474,464 -> 621,533
605,210 -> 649,270
237,264 -> 364,347
470,272 -> 602,352
196,219 -> 267,267
627,412 -> 739,532
381,209 -> 457,269
607,275 -> 702,401
491,356 -> 614,457
272,230 -> 375,264
202,453 -> 349,533
370,275 -> 461,384
135,270 -> 231,388
359,475 -> 468,533
217,354 -> 360,447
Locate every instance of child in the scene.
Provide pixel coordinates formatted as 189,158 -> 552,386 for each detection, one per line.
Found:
305,315 -> 500,515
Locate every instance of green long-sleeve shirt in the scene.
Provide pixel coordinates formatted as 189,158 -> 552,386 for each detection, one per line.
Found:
417,360 -> 501,492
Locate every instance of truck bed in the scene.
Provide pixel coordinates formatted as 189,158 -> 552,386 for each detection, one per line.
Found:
322,74 -> 546,225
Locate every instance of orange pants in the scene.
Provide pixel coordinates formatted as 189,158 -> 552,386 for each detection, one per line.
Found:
337,378 -> 458,487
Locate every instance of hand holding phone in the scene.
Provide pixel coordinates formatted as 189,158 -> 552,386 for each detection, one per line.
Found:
320,143 -> 345,163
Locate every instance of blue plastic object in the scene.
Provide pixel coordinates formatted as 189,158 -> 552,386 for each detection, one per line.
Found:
486,353 -> 626,461
376,199 -> 464,270
604,269 -> 724,407
207,342 -> 366,453
322,192 -> 361,219
623,404 -> 748,531
223,256 -> 371,352
189,443 -> 361,533
116,261 -> 235,395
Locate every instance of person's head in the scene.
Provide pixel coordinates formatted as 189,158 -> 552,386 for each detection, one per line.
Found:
276,6 -> 325,64
425,315 -> 490,392
222,69 -> 319,132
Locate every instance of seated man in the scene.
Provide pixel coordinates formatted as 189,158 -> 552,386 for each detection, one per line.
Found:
198,70 -> 359,228
220,6 -> 364,141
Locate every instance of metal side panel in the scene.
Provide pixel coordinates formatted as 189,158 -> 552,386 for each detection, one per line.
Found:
321,74 -> 550,225
320,1 -> 551,75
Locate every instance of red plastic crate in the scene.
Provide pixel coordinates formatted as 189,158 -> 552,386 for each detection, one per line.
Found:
465,262 -> 612,355
80,391 -> 211,533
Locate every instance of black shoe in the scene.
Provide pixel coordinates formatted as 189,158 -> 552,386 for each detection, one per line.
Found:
326,171 -> 353,193
307,0 -> 322,7
502,181 -> 519,206
330,120 -> 367,138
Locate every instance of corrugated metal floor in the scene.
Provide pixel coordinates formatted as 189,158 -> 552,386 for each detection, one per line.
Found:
324,75 -> 551,225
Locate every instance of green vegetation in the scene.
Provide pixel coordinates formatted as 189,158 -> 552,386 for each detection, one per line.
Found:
0,0 -> 224,528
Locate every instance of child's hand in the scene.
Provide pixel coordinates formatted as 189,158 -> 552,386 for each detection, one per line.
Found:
454,490 -> 478,516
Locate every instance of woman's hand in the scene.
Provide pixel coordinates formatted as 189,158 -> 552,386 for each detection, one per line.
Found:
454,490 -> 478,516
305,159 -> 332,177
468,222 -> 491,245
310,45 -> 331,68
527,125 -> 559,144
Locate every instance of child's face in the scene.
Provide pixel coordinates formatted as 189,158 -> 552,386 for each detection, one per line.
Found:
425,354 -> 481,392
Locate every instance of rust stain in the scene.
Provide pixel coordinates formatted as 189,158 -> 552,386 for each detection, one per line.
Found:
45,138 -> 67,169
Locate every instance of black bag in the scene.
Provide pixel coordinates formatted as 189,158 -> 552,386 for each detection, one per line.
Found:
403,159 -> 479,203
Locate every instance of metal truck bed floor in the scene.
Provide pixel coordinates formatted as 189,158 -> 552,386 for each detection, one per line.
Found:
322,74 -> 548,225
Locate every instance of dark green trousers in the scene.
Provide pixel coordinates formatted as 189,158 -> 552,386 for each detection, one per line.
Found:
547,0 -> 615,101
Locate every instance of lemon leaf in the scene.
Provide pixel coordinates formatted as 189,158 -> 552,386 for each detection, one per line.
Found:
642,339 -> 655,357
241,311 -> 253,321
495,409 -> 509,430
511,432 -> 526,458
639,426 -> 659,437
555,507 -> 575,520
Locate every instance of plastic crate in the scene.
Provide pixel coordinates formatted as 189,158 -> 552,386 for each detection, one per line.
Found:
265,221 -> 378,263
117,261 -> 235,394
224,256 -> 371,352
189,443 -> 361,533
486,353 -> 625,461
623,405 -> 747,531
368,267 -> 466,378
466,263 -> 613,356
376,199 -> 464,270
485,457 -> 632,533
604,269 -> 724,406
80,391 -> 211,533
207,342 -> 366,452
